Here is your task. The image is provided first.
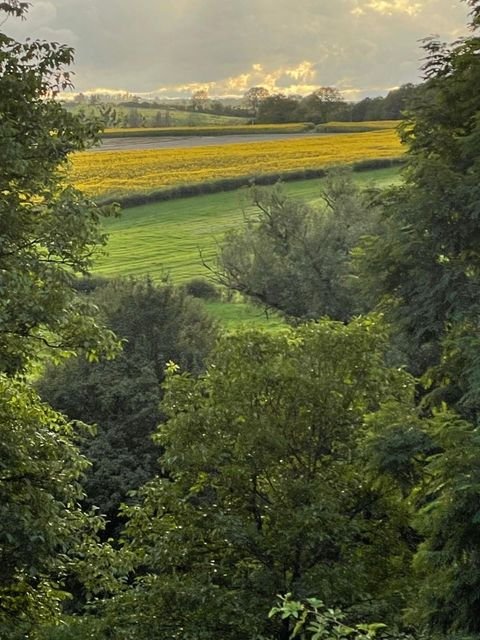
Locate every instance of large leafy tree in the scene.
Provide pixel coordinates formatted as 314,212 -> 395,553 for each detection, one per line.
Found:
0,377 -> 107,638
0,2 -> 119,633
0,1 -> 117,374
296,87 -> 346,124
99,319 -> 414,640
355,2 -> 480,633
356,0 -> 480,378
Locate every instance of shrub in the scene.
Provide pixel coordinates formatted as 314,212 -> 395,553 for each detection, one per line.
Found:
183,277 -> 220,300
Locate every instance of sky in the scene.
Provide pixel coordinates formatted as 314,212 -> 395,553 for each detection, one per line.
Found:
2,0 -> 472,100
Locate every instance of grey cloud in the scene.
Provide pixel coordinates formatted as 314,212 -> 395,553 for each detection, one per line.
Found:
2,0 -> 471,96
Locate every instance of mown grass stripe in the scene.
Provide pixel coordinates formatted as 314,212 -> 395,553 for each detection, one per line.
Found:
94,166 -> 402,285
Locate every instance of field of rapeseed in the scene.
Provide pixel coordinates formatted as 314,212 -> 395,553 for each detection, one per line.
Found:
71,129 -> 403,200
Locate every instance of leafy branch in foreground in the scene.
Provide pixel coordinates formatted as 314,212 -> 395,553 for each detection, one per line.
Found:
269,594 -> 411,640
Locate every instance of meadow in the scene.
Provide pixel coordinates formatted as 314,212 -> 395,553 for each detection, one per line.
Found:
93,166 -> 402,328
66,102 -> 249,126
71,129 -> 403,201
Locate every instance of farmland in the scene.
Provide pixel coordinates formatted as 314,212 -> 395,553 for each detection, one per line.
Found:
94,166 -> 401,283
92,165 -> 401,328
102,122 -> 313,138
71,129 -> 403,200
316,120 -> 400,132
65,102 -> 249,127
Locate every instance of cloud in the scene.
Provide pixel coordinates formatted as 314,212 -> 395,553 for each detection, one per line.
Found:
352,0 -> 422,16
2,0 -> 471,99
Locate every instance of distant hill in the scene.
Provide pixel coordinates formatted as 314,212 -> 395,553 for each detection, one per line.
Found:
64,103 -> 249,128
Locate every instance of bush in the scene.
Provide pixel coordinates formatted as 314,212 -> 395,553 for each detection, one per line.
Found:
183,277 -> 220,300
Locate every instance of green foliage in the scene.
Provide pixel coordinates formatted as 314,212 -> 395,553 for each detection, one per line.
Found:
365,401 -> 480,634
39,277 -> 218,525
0,376 -> 107,638
355,0 -> 480,377
269,594 -> 406,640
256,94 -> 301,124
182,277 -> 221,301
0,4 -> 124,632
351,4 -> 480,634
215,168 -> 380,321
0,5 -> 119,374
101,318 -> 414,639
296,87 -> 347,124
407,410 -> 480,633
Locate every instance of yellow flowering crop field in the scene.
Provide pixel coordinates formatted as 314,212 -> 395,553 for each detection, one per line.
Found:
70,129 -> 404,200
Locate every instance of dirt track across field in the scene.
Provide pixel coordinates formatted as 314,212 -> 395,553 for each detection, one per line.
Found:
95,132 -> 330,152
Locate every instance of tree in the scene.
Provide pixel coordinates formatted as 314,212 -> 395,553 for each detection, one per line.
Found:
39,277 -> 218,530
355,0 -> 480,378
297,87 -> 346,124
0,2 -> 119,631
269,595 -> 412,640
243,86 -> 270,116
382,84 -> 417,120
256,93 -> 299,123
213,169 -> 379,321
354,2 -> 480,633
351,96 -> 384,122
190,89 -> 209,112
0,5 -> 118,375
0,376 -> 109,639
99,318 -> 414,640
126,107 -> 144,127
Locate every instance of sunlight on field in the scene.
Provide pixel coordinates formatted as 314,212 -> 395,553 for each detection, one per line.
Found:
71,130 -> 403,200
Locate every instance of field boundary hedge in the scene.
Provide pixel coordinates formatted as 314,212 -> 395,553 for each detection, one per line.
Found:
97,157 -> 406,209
102,123 -> 315,138
316,120 -> 400,133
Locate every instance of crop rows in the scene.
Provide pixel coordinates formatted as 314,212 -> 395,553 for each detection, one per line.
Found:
71,130 -> 404,200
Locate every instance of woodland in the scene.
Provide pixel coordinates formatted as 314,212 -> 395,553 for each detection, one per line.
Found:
2,0 -> 480,639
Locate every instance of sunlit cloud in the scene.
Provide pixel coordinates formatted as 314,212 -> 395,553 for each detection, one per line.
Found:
352,0 -> 422,16
142,62 -> 323,99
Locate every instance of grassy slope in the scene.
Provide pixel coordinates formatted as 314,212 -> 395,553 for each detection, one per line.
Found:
65,103 -> 249,126
94,166 -> 401,328
95,166 -> 400,283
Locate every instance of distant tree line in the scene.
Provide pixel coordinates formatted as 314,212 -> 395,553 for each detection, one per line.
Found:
71,84 -> 417,129
251,83 -> 417,124
188,84 -> 418,124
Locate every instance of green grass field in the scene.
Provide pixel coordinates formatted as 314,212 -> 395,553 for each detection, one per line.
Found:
94,166 -> 400,282
93,166 -> 401,328
65,103 -> 249,127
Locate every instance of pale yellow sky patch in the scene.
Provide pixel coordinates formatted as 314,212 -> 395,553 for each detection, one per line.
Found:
352,0 -> 422,16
